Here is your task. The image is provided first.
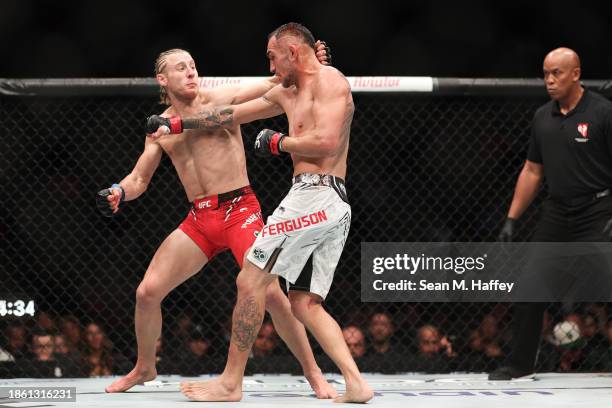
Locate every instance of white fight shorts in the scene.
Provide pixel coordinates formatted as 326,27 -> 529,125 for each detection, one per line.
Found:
246,173 -> 351,299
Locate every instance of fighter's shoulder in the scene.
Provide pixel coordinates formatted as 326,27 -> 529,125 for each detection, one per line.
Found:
317,66 -> 350,94
263,83 -> 289,103
202,85 -> 233,104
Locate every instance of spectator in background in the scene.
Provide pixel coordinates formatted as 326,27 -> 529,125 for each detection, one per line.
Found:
581,310 -> 609,369
584,304 -> 609,335
176,325 -> 218,376
367,313 -> 411,373
82,322 -> 130,377
60,315 -> 83,353
31,331 -> 55,362
0,325 -> 21,377
412,324 -> 456,373
468,314 -> 505,371
249,321 -> 299,375
5,322 -> 28,360
187,328 -> 210,359
367,313 -> 403,355
167,313 -> 194,352
583,313 -> 604,342
54,334 -> 70,355
53,333 -> 84,377
342,326 -> 366,359
21,329 -> 79,378
565,313 -> 583,332
35,311 -> 58,333
252,322 -> 279,358
318,325 -> 368,374
574,309 -> 609,371
605,320 -> 612,371
478,314 -> 504,358
24,329 -> 57,377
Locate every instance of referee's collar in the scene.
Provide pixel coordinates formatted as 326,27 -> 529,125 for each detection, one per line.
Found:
551,88 -> 590,117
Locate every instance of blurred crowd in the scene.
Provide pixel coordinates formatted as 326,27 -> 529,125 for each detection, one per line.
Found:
341,305 -> 612,374
1,304 -> 611,378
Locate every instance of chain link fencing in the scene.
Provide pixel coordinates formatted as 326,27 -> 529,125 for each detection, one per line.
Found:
1,79 -> 611,378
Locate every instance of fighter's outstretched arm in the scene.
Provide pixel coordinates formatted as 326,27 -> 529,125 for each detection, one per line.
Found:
217,77 -> 280,106
96,136 -> 163,216
184,92 -> 284,128
146,87 -> 285,138
118,137 -> 164,200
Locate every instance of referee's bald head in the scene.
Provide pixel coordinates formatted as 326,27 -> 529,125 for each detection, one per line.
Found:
544,47 -> 581,70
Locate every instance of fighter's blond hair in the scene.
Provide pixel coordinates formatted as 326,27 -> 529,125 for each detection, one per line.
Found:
154,48 -> 190,105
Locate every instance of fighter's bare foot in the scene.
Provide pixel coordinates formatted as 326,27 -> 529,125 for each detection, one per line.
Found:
180,378 -> 242,402
334,379 -> 373,403
305,370 -> 337,399
105,367 -> 157,393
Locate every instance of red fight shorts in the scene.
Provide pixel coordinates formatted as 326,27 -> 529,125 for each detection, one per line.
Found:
178,186 -> 264,268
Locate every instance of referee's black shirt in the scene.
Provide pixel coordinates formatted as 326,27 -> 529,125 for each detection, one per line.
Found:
528,89 -> 612,198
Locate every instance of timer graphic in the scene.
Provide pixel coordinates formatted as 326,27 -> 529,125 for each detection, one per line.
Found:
0,300 -> 36,317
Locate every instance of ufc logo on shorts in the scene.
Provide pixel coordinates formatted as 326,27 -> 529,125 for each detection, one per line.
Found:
197,200 -> 212,209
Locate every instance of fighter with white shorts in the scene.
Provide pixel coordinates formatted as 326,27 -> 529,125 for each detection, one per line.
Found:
248,173 -> 350,299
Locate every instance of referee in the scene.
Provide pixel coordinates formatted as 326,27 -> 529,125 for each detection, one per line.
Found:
489,47 -> 612,380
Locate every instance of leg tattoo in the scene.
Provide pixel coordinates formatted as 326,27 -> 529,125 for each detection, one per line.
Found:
232,296 -> 262,352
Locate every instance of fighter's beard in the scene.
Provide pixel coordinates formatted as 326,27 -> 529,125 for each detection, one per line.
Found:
282,72 -> 297,88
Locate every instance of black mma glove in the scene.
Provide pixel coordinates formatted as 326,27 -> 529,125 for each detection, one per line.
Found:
146,114 -> 183,134
96,184 -> 125,217
320,40 -> 332,65
498,218 -> 515,242
254,129 -> 286,158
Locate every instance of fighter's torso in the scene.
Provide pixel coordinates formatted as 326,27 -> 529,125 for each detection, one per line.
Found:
277,70 -> 353,179
156,92 -> 249,202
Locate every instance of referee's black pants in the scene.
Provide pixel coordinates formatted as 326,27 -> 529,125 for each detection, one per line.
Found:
508,194 -> 612,372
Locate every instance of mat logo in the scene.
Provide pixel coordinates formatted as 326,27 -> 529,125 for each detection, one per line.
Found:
575,123 -> 589,142
249,390 -> 554,398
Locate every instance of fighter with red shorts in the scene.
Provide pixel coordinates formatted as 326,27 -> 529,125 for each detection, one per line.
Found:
179,186 -> 263,267
96,46 -> 336,398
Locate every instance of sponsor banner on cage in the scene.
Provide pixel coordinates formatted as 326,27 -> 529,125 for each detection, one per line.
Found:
196,76 -> 434,92
361,242 -> 612,302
